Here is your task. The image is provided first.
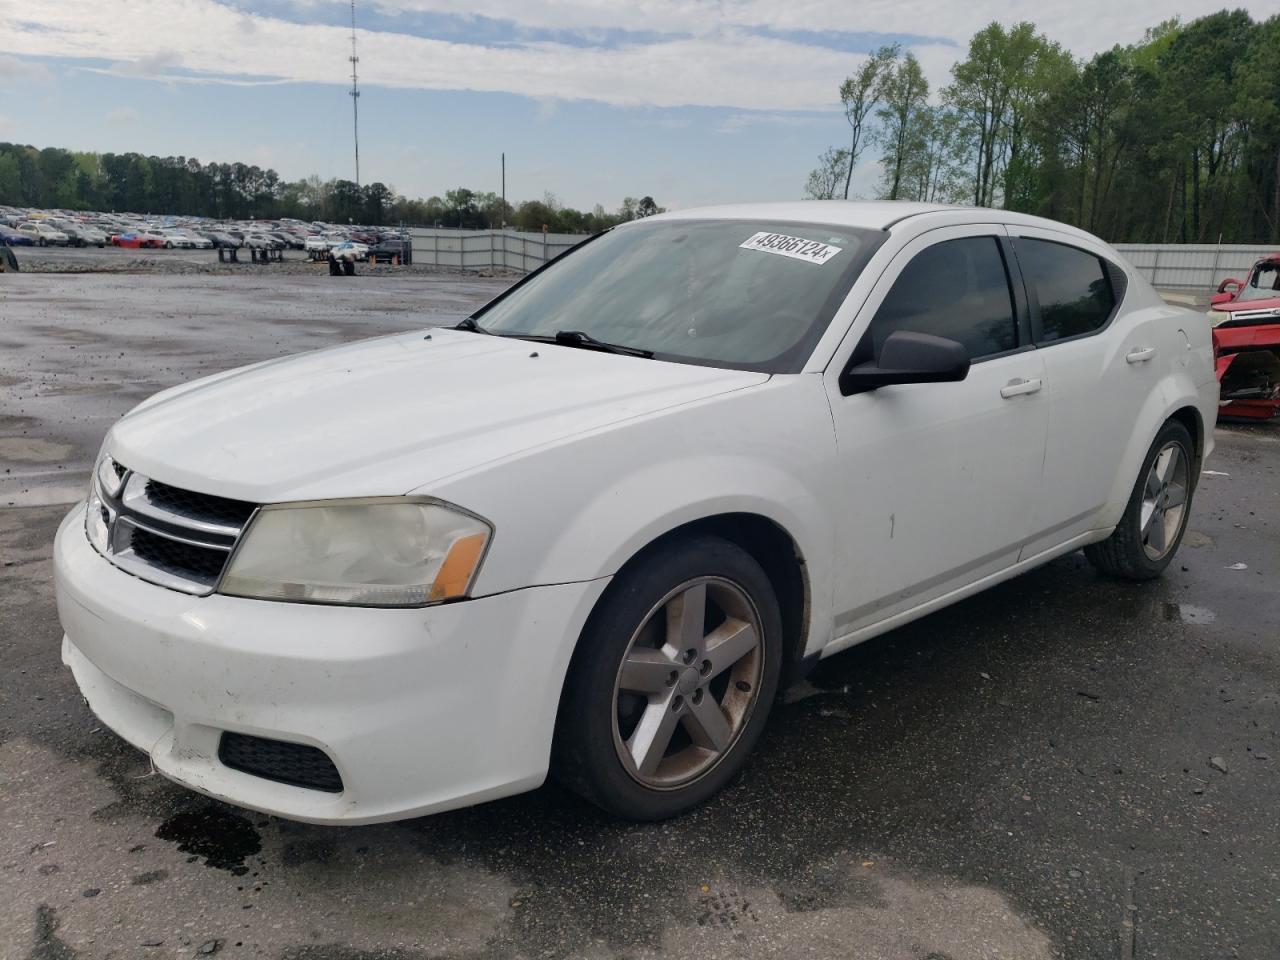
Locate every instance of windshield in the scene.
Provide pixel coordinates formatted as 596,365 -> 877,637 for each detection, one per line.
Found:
1238,263 -> 1280,302
473,219 -> 883,372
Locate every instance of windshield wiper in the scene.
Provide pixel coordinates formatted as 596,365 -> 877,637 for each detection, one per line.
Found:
454,316 -> 490,334
548,330 -> 654,359
457,321 -> 653,358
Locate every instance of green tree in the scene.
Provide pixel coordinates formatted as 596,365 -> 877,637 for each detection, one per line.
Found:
877,52 -> 930,200
804,147 -> 851,199
838,45 -> 899,199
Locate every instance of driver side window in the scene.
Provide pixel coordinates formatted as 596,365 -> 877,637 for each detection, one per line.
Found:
871,237 -> 1018,360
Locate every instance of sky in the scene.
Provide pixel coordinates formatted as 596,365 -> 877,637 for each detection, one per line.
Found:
0,0 -> 1270,212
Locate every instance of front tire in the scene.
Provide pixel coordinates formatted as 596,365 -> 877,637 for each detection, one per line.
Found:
1085,420 -> 1195,581
555,535 -> 782,820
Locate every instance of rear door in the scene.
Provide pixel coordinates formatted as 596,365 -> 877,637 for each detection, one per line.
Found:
1007,229 -> 1163,554
822,225 -> 1049,645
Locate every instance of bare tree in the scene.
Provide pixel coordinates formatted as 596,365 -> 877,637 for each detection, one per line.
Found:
839,45 -> 899,199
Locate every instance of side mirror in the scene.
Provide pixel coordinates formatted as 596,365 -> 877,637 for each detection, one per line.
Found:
1216,278 -> 1242,299
840,331 -> 971,395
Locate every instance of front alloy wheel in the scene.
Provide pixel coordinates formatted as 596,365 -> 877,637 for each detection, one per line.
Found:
556,535 -> 782,819
613,577 -> 764,789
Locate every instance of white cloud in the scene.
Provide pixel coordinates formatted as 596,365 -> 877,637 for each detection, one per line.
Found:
715,112 -> 836,135
0,53 -> 54,82
0,3 -> 862,110
363,0 -> 1268,60
0,0 -> 1273,114
105,105 -> 140,125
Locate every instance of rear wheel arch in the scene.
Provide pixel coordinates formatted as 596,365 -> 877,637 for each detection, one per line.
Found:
1168,405 -> 1205,481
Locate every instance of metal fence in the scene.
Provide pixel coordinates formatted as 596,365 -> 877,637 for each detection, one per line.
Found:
1112,243 -> 1275,290
406,227 -> 581,273
403,229 -> 1274,290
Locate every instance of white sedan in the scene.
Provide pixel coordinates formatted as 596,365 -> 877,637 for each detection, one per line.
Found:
54,202 -> 1217,824
17,221 -> 69,246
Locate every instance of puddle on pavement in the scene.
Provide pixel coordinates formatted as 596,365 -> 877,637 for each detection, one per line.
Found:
1160,601 -> 1217,625
155,807 -> 262,875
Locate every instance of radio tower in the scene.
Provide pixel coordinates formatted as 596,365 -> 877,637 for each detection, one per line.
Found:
348,0 -> 361,187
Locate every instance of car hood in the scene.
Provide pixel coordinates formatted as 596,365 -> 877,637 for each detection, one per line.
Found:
107,328 -> 769,503
1218,296 -> 1280,314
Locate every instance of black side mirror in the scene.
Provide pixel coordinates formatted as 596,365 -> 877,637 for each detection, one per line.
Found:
840,331 -> 971,395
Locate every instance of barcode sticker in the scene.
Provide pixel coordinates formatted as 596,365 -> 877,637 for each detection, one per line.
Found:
739,231 -> 842,265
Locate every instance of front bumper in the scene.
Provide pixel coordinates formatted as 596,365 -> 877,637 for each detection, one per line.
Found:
54,503 -> 609,824
1214,323 -> 1280,419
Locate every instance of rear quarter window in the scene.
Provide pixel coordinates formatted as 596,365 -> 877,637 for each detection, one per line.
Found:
1016,238 -> 1117,343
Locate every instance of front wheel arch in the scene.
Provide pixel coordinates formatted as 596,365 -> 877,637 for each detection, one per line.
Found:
553,531 -> 785,818
562,513 -> 810,703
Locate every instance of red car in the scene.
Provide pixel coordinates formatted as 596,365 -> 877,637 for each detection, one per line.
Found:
111,232 -> 160,249
1210,253 -> 1280,419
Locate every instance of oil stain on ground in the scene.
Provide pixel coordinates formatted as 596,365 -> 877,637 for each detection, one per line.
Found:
155,807 -> 262,875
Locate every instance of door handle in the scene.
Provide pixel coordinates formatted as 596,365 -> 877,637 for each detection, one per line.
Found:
1000,377 -> 1042,399
1126,346 -> 1156,364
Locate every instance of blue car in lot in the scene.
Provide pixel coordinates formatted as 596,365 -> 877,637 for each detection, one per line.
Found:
0,225 -> 34,246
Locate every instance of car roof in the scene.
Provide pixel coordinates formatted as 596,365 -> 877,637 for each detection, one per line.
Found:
645,200 -> 1107,244
649,201 -> 954,230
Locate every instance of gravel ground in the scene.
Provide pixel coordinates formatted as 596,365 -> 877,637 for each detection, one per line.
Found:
1,271 -> 1278,960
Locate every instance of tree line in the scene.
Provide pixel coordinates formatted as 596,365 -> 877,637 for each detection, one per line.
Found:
806,10 -> 1280,243
0,142 -> 663,232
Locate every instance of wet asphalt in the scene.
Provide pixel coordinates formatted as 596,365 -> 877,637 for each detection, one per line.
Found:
1,271 -> 1278,960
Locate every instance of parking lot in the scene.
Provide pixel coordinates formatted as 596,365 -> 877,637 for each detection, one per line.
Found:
2,270 -> 1278,959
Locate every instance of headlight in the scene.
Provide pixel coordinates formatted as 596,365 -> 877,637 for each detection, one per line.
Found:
1207,309 -> 1230,327
218,497 -> 492,607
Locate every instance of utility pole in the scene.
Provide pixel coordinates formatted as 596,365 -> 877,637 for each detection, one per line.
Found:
349,0 -> 361,188
501,153 -> 506,229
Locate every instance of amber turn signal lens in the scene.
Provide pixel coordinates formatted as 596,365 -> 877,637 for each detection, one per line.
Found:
429,533 -> 488,601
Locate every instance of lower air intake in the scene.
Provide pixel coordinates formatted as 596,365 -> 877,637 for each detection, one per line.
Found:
218,733 -> 344,793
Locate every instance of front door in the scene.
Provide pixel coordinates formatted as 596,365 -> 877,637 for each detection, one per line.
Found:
823,226 -> 1049,647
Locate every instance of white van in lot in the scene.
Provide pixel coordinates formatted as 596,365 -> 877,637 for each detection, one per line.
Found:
55,202 -> 1218,823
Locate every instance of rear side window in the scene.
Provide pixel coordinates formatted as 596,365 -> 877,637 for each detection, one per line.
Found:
870,236 -> 1017,360
1017,238 -> 1116,343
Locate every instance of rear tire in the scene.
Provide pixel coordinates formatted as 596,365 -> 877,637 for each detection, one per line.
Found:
554,535 -> 782,820
1084,420 -> 1195,581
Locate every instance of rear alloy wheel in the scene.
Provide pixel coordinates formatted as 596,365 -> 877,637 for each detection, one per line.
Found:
1085,420 -> 1195,580
556,535 -> 782,819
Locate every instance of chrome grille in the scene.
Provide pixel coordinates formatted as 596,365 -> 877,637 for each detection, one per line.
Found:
86,457 -> 257,595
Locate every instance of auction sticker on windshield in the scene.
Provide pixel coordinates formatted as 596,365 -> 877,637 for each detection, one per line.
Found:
739,232 -> 843,265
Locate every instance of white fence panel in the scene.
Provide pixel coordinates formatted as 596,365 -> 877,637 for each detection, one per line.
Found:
1113,243 -> 1274,290
406,227 -> 582,274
